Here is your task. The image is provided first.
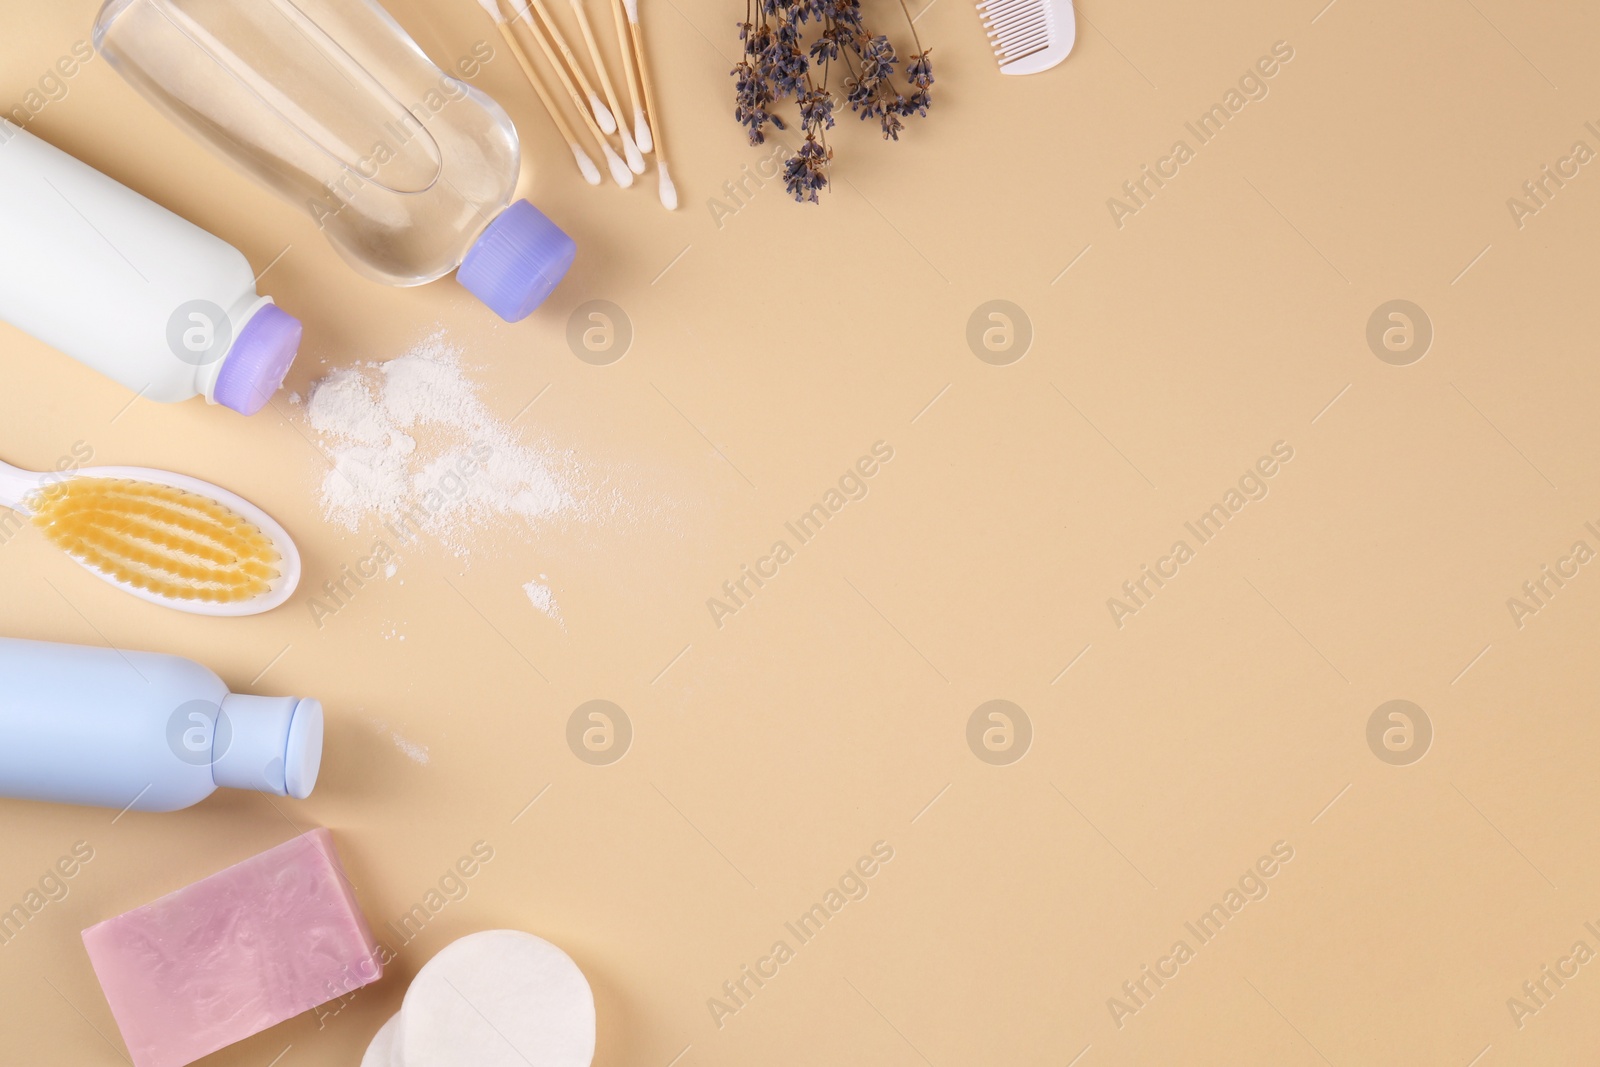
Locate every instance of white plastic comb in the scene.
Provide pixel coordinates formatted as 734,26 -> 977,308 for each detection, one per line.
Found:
978,0 -> 1075,75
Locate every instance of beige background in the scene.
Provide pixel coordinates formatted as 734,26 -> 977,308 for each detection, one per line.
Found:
2,0 -> 1599,1064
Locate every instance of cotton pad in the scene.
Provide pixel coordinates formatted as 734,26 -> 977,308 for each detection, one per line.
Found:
362,1012 -> 403,1067
399,930 -> 595,1066
82,829 -> 381,1067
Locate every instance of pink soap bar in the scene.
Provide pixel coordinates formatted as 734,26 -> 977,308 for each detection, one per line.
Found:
82,829 -> 382,1067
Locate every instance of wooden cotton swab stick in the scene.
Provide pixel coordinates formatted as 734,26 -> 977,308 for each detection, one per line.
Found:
476,0 -> 602,184
518,0 -> 619,136
610,0 -> 652,152
508,0 -> 635,186
570,0 -> 645,173
625,0 -> 676,209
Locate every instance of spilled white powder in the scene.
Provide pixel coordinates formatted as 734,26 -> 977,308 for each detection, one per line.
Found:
523,576 -> 561,625
392,732 -> 430,765
371,720 -> 428,764
304,334 -> 574,549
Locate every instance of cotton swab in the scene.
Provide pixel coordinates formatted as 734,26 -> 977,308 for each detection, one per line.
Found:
476,0 -> 602,184
508,0 -> 635,186
570,0 -> 646,172
625,0 -> 676,209
518,0 -> 619,136
610,0 -> 652,152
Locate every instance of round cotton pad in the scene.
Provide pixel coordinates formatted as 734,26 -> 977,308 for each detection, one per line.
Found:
400,930 -> 596,1067
361,1012 -> 402,1067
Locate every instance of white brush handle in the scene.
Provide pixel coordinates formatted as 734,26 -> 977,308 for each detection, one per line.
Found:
0,458 -> 302,616
0,459 -> 45,512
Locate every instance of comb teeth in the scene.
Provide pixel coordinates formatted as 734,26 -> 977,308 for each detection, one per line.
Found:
978,0 -> 1051,60
975,0 -> 1074,74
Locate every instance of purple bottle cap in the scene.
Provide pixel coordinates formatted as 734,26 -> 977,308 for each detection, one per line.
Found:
458,200 -> 577,322
214,303 -> 303,416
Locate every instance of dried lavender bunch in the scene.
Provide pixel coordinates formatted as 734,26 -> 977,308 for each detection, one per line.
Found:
733,0 -> 933,202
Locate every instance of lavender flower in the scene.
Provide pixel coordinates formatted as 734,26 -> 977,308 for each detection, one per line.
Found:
732,0 -> 932,201
906,50 -> 933,89
732,48 -> 787,144
798,87 -> 835,130
783,138 -> 831,203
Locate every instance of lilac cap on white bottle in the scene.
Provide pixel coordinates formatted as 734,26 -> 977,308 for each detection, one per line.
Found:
214,303 -> 303,416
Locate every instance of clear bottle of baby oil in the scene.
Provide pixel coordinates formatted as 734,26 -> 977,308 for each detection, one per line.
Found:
94,0 -> 576,321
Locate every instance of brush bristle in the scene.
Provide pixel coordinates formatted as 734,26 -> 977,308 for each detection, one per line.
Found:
476,0 -> 506,21
29,477 -> 280,604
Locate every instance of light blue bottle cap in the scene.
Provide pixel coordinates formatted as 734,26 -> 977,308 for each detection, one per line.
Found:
457,200 -> 577,322
214,303 -> 303,415
212,694 -> 323,799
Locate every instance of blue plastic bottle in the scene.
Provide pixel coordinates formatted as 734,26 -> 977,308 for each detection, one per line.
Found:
0,637 -> 323,812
